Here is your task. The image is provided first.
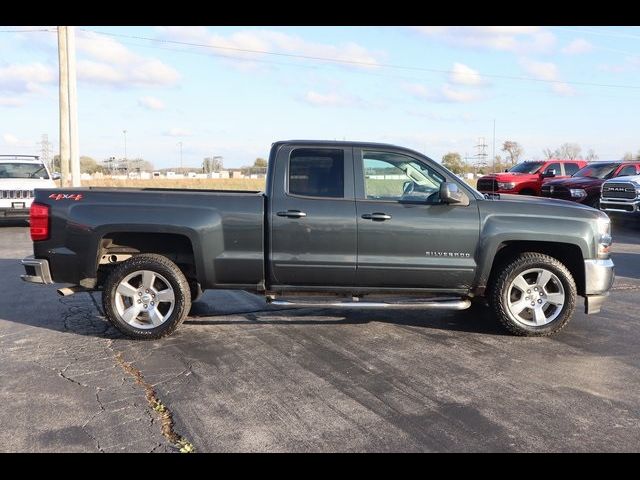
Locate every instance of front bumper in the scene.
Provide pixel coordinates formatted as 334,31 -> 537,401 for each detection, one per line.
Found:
583,258 -> 615,314
21,256 -> 53,284
600,199 -> 640,215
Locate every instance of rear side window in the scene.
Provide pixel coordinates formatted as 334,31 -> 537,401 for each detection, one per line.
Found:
288,148 -> 344,198
564,163 -> 580,176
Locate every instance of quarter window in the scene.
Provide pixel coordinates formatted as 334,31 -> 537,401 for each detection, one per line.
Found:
362,151 -> 445,202
288,149 -> 344,198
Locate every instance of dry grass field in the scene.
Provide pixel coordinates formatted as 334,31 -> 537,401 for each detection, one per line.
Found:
74,176 -> 478,192
80,178 -> 267,191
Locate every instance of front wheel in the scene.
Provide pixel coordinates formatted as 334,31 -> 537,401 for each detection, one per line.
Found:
489,252 -> 577,336
102,254 -> 191,339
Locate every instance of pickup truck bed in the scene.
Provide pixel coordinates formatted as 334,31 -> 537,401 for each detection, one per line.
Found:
33,187 -> 266,290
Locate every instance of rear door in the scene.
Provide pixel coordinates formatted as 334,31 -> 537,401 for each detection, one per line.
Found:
269,145 -> 357,286
354,147 -> 480,290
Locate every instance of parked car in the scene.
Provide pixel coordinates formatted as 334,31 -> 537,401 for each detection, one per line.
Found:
600,173 -> 640,219
541,161 -> 640,208
477,159 -> 587,196
0,155 -> 56,220
21,140 -> 614,339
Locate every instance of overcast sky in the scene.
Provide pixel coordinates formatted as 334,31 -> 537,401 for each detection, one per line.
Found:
1,26 -> 639,169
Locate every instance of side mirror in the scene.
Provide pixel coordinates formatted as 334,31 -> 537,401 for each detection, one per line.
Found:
51,172 -> 61,180
439,182 -> 469,206
504,169 -> 509,173
542,169 -> 556,178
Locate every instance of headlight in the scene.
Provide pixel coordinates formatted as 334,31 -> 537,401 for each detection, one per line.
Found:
569,188 -> 587,199
497,182 -> 516,190
596,215 -> 612,257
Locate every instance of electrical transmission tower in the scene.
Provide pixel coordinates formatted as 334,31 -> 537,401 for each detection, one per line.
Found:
474,137 -> 488,172
37,134 -> 52,171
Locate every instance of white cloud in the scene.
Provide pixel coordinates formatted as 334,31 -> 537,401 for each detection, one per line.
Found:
138,96 -> 165,110
401,82 -> 482,103
75,31 -> 180,87
2,133 -> 20,145
520,58 -> 558,81
163,128 -> 192,137
407,26 -> 556,54
157,27 -> 384,70
562,38 -> 593,54
303,91 -> 355,107
449,63 -> 483,86
520,58 -> 576,96
0,62 -> 55,93
0,97 -> 24,107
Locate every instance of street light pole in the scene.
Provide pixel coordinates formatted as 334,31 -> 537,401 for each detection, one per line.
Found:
178,141 -> 183,172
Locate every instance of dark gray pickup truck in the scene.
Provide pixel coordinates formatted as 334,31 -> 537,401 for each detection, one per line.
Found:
21,140 -> 615,339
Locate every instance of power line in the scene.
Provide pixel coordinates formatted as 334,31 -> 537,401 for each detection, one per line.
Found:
81,28 -> 640,91
0,28 -> 54,33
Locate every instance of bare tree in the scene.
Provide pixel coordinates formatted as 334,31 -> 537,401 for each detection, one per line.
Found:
502,141 -> 523,165
623,152 -> 634,161
585,149 -> 598,162
556,143 -> 582,160
542,147 -> 556,160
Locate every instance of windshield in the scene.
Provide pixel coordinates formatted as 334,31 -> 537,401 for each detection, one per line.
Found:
0,163 -> 49,179
508,162 -> 544,174
573,163 -> 619,179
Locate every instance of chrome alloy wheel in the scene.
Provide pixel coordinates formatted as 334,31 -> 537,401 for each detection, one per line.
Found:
506,268 -> 565,327
114,270 -> 175,329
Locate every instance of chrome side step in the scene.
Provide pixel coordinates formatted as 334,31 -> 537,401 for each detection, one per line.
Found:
267,298 -> 471,310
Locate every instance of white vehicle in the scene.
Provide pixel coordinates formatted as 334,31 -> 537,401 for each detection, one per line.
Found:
0,155 -> 57,220
600,174 -> 640,217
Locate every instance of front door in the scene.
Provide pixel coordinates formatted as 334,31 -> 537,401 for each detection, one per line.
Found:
354,148 -> 480,290
269,145 -> 357,286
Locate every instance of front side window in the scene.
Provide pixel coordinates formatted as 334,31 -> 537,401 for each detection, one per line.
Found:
544,163 -> 561,175
288,148 -> 344,198
617,164 -> 639,177
362,151 -> 445,202
0,163 -> 49,179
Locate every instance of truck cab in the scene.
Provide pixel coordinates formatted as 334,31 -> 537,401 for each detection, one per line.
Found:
477,159 -> 587,196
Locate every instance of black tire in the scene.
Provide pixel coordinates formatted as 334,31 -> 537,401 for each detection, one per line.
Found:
102,254 -> 191,340
189,279 -> 203,303
519,189 -> 535,196
488,252 -> 577,336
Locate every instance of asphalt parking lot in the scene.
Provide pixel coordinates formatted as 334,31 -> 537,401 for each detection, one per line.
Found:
1,219 -> 639,452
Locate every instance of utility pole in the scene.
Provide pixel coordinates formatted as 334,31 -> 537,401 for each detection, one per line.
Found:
178,141 -> 183,172
67,26 -> 80,187
123,129 -> 127,173
57,26 -> 80,187
474,137 -> 488,173
57,26 -> 70,187
37,134 -> 52,172
492,119 -> 496,173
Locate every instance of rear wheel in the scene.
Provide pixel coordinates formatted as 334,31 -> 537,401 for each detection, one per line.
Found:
103,254 -> 191,339
489,252 -> 577,336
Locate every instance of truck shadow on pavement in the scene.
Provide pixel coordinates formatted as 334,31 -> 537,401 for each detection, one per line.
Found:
185,300 -> 508,336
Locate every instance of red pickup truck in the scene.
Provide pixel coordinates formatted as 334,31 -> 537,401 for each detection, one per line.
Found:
477,159 -> 587,196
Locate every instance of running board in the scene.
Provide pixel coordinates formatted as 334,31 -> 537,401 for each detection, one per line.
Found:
267,298 -> 471,310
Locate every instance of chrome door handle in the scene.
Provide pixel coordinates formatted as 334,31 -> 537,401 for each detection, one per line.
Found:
361,212 -> 392,221
277,210 -> 307,218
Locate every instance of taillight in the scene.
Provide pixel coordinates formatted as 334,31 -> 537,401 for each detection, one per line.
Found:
30,202 -> 50,241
